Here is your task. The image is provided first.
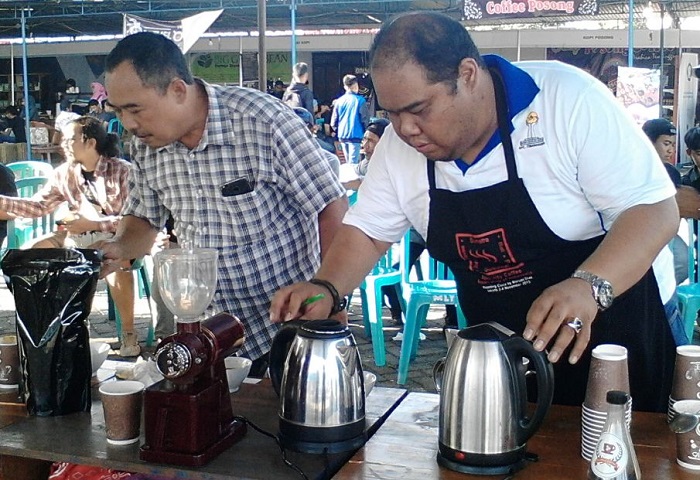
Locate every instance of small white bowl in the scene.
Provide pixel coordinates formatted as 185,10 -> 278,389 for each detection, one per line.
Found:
364,371 -> 376,397
90,341 -> 110,375
225,356 -> 252,393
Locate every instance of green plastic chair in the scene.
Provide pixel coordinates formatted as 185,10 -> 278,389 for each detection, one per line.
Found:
5,176 -> 54,249
396,232 -> 467,385
358,244 -> 403,367
6,160 -> 54,180
676,218 -> 700,343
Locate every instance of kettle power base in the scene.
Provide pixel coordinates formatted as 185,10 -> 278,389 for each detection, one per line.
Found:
140,419 -> 247,467
278,432 -> 367,455
437,453 -> 527,476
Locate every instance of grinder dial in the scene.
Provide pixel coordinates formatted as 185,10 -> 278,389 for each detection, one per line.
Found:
155,342 -> 192,378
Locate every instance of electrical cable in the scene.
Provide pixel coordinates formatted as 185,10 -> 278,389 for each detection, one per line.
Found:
233,415 -> 309,480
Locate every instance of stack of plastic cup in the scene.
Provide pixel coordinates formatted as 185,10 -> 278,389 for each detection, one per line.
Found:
669,345 -> 700,424
581,344 -> 632,461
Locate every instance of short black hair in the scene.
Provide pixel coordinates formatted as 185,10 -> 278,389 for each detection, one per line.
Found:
88,99 -> 99,107
685,127 -> 700,151
367,118 -> 390,138
105,32 -> 194,94
369,12 -> 485,89
4,106 -> 19,116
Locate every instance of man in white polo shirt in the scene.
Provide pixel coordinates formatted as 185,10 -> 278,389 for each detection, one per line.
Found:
271,11 -> 679,413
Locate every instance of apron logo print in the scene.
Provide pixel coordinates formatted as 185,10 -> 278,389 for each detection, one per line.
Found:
456,228 -> 524,276
519,110 -> 545,149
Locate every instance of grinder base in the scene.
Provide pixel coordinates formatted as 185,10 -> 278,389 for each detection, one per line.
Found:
140,418 -> 247,467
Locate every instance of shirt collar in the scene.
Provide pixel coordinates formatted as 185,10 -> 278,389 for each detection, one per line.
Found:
453,55 -> 540,174
156,79 -> 232,154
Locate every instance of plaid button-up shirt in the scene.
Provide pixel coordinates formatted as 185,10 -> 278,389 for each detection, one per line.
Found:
0,156 -> 130,232
123,81 -> 345,360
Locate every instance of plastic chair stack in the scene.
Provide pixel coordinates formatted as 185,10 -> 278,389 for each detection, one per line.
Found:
397,233 -> 467,385
6,160 -> 54,180
5,176 -> 55,250
677,218 -> 700,342
358,243 -> 403,367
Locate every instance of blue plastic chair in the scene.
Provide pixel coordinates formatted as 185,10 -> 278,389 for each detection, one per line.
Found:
6,160 -> 53,180
107,118 -> 124,136
357,244 -> 403,367
677,218 -> 700,342
5,176 -> 55,249
397,232 -> 467,385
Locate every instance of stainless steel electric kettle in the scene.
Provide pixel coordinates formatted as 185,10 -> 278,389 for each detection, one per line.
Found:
269,319 -> 367,454
433,322 -> 554,475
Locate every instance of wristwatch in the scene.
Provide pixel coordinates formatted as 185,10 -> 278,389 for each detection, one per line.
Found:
571,270 -> 614,311
308,278 -> 348,315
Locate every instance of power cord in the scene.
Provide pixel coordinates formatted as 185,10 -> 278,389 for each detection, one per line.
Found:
233,415 -> 309,480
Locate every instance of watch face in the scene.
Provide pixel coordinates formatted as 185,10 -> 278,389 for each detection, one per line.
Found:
596,282 -> 614,309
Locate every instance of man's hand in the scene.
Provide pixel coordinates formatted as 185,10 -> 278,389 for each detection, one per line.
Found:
89,238 -> 130,279
523,277 -> 599,365
269,282 -> 335,323
63,213 -> 98,235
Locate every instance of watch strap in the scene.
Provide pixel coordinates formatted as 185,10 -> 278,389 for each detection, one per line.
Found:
308,278 -> 346,315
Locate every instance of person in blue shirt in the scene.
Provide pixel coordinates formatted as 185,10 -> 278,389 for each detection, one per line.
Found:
331,74 -> 369,164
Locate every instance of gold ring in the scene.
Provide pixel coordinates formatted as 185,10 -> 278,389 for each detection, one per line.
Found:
566,317 -> 583,334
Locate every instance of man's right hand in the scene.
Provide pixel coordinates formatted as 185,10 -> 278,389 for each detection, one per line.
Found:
269,282 -> 335,323
90,238 -> 129,278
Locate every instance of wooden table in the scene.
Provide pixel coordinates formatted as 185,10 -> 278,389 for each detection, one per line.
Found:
0,380 -> 406,480
30,144 -> 63,165
334,392 -> 696,479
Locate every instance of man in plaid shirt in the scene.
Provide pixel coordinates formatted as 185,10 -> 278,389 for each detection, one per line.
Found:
101,33 -> 347,375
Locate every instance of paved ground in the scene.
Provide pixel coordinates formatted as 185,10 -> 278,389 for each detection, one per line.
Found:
0,277 -> 452,394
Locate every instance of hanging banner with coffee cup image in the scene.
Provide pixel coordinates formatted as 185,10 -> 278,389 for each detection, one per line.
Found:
462,0 -> 598,20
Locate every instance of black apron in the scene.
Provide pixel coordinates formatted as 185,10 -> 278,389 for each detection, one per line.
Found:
425,68 -> 675,412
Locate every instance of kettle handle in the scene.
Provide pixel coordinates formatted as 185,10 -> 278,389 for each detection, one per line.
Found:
268,320 -> 304,397
433,357 -> 446,393
503,336 -> 555,446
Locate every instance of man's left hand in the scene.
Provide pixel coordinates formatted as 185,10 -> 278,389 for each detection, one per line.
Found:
64,213 -> 97,235
523,277 -> 599,364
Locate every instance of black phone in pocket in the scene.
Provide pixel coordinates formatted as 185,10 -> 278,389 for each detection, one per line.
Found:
221,178 -> 254,197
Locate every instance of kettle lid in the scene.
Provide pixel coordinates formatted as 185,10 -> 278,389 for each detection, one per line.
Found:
299,319 -> 349,339
461,322 -> 516,342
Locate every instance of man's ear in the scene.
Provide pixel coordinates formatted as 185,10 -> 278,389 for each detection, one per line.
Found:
457,58 -> 480,88
168,78 -> 189,104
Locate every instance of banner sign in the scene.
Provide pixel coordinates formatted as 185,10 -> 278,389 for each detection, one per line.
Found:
124,14 -> 184,49
462,0 -> 598,20
190,51 -> 292,86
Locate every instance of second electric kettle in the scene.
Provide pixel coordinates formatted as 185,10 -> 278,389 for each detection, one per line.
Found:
433,322 -> 555,475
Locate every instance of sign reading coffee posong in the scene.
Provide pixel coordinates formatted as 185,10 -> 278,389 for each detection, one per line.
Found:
462,0 -> 597,20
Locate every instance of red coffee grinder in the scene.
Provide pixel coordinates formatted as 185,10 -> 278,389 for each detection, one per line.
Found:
139,249 -> 247,466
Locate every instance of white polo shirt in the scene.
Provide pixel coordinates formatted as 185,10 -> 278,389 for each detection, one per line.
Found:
344,57 -> 677,303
